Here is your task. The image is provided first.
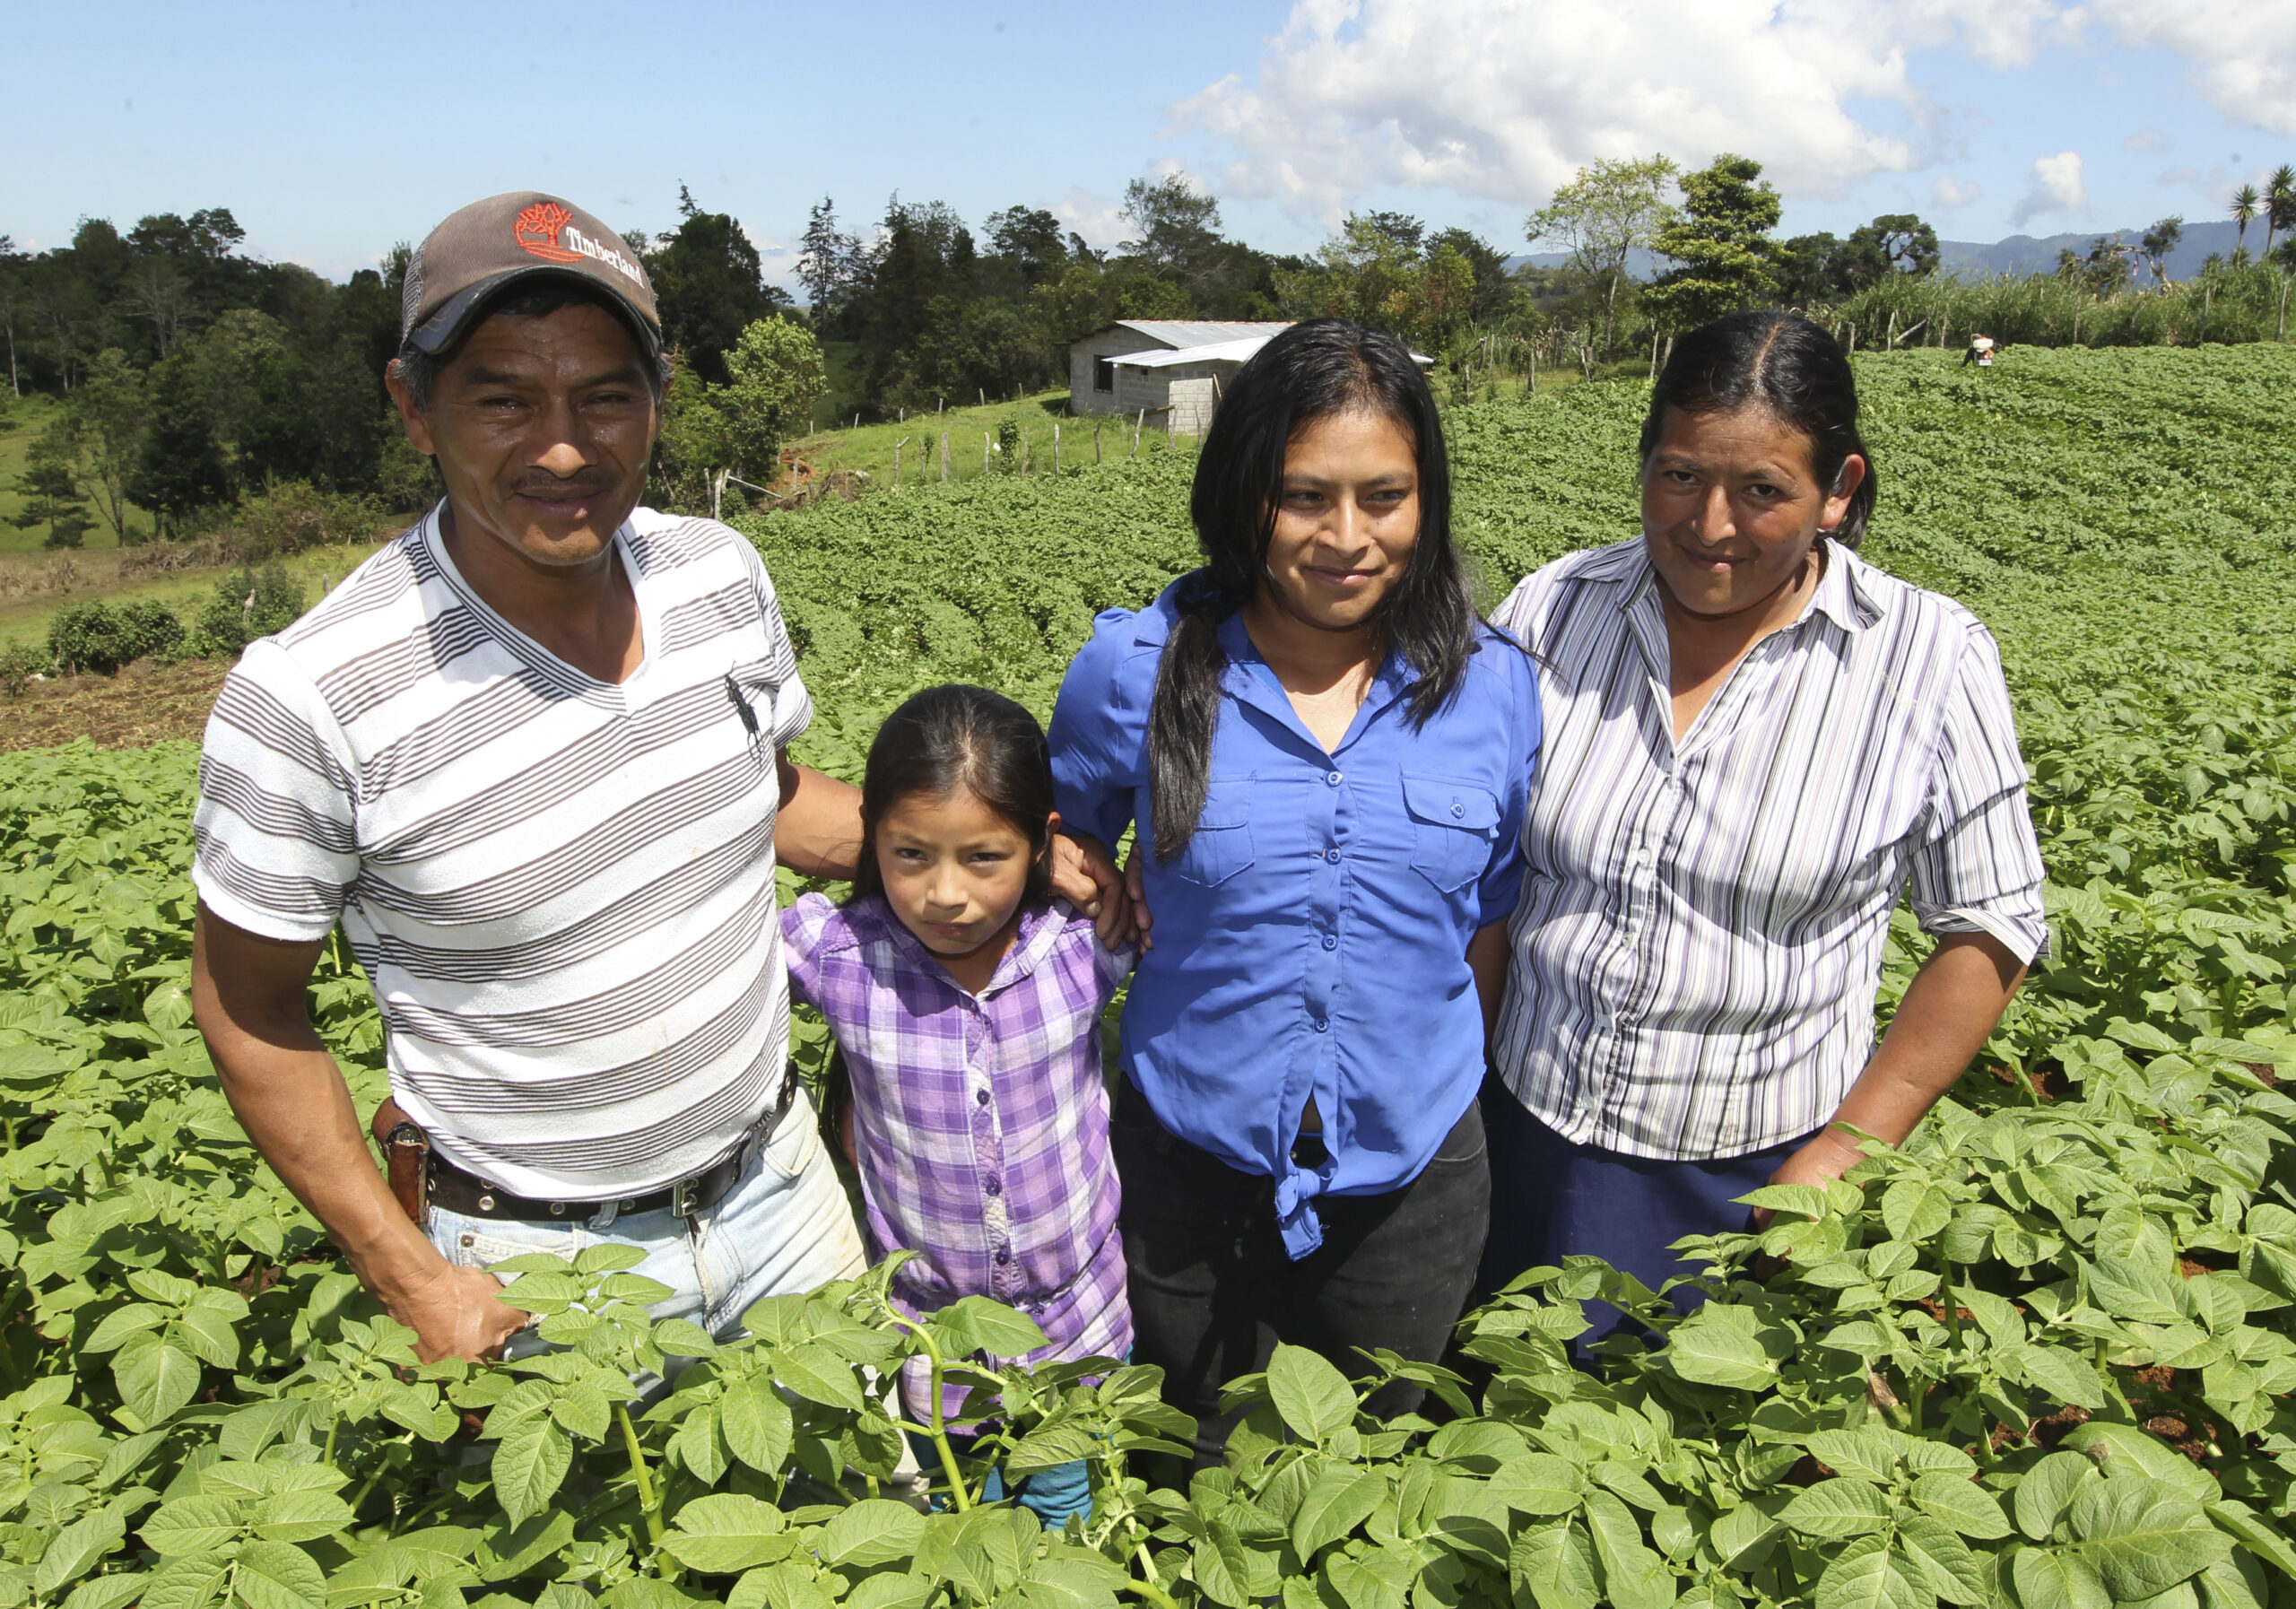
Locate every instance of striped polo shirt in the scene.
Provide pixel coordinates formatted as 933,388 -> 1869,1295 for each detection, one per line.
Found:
192,503 -> 811,1200
1490,536 -> 2048,1162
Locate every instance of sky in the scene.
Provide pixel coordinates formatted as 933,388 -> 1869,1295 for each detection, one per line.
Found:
9,0 -> 2294,288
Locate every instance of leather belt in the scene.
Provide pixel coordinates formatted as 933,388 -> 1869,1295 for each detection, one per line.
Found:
426,1076 -> 799,1222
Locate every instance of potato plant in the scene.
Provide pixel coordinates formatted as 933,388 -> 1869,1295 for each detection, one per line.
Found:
2,344 -> 2294,1609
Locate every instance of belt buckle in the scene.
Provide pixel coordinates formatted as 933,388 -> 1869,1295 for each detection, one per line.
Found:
672,1174 -> 700,1218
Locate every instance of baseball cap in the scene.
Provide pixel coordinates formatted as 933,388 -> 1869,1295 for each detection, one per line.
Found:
400,192 -> 662,360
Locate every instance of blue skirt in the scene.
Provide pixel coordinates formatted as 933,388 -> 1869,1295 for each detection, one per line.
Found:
1478,1082 -> 1811,1326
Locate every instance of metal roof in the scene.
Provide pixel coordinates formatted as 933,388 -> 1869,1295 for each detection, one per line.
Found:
1099,320 -> 1294,349
1113,335 -> 1277,369
1115,333 -> 1436,371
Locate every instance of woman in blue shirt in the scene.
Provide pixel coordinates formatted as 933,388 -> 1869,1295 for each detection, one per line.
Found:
1049,320 -> 1539,1462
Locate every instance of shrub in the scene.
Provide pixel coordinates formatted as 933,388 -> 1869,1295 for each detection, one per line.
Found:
187,562 -> 307,657
218,479 -> 387,562
0,641 -> 48,697
45,598 -> 184,675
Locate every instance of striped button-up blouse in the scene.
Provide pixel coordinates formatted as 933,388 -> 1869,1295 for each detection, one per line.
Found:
1489,537 -> 2048,1162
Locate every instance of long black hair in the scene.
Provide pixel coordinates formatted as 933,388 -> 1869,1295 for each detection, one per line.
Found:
850,684 -> 1056,909
1149,317 -> 1477,862
1639,309 -> 1877,546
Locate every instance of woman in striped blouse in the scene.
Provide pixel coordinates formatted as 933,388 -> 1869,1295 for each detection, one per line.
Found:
1482,309 -> 2048,1311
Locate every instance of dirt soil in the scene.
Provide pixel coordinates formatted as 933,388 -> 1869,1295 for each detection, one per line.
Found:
2,657 -> 232,753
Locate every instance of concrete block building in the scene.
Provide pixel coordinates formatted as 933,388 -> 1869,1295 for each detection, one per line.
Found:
1066,320 -> 1294,435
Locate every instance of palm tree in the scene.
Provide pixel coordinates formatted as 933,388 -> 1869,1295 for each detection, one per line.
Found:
2231,184 -> 2260,255
2266,166 -> 2296,260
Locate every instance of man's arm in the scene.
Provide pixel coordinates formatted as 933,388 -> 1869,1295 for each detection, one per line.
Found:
1767,931 -> 2027,1200
191,904 -> 526,1361
1467,921 -> 1511,1048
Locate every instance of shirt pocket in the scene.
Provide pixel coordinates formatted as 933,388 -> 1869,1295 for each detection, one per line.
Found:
1170,776 -> 1256,888
1404,772 -> 1500,893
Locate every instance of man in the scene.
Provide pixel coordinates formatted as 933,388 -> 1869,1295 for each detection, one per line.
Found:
190,192 -> 1121,1363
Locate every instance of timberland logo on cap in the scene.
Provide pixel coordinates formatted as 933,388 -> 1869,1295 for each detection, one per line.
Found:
512,200 -> 648,289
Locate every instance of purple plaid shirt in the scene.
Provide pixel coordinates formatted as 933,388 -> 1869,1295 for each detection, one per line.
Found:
783,892 -> 1133,1413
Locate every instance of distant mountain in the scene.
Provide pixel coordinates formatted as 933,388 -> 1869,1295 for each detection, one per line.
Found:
1504,220 -> 2252,288
1935,221 -> 2240,283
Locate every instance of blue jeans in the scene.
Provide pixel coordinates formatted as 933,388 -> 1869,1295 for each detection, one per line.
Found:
429,1088 -> 868,1344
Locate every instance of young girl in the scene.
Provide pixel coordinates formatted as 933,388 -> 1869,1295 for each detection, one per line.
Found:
781,683 -> 1133,1526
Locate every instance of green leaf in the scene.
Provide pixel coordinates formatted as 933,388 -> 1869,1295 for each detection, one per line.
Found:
489,1416 -> 572,1527
1509,1518 -> 1599,1609
140,1557 -> 232,1609
1292,1465 -> 1387,1561
1895,1513 -> 1987,1605
2204,1500 -> 2296,1581
1583,1488 -> 1674,1609
114,1331 -> 204,1423
1779,1477 -> 1894,1539
719,1376 -> 796,1474
1910,1472 -> 2012,1539
1266,1344 -> 1358,1443
141,1494 -> 248,1557
2067,1482 -> 2231,1599
652,1319 -> 718,1358
926,1295 -> 1049,1360
1882,1181 -> 1953,1244
62,1573 -> 151,1609
817,1500 -> 925,1570
2012,1547 -> 2111,1609
727,1563 -> 836,1609
230,1541 -> 326,1609
1488,1452 -> 1587,1517
659,1493 -> 791,1576
572,1243 -> 651,1274
249,1484 -> 353,1544
35,1510 -> 127,1596
1663,1307 -> 1779,1389
1805,1429 -> 1904,1483
770,1343 -> 865,1413
2003,1343 -> 2109,1412
2016,1454 -> 2100,1544
1815,1535 -> 1928,1609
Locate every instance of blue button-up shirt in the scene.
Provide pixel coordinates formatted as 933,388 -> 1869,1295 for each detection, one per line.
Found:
1049,581 -> 1540,1257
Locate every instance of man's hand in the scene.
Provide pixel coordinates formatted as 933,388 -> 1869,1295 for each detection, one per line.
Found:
387,1261 -> 531,1364
1053,831 -> 1144,951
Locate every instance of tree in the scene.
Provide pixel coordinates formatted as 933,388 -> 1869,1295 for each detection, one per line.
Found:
645,187 -> 781,386
12,437 -> 91,548
0,236 -> 22,396
716,317 -> 828,480
128,350 -> 231,534
983,207 -> 1068,284
1644,154 -> 1782,332
2266,166 -> 2296,260
1426,228 -> 1518,323
1525,156 -> 1680,358
65,349 -> 147,542
1119,176 -> 1225,295
1831,214 -> 1940,290
797,197 -> 862,320
2231,184 -> 2261,256
2138,217 -> 2185,288
1776,233 -> 1842,304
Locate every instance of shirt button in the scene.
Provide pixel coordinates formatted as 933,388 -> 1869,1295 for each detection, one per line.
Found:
974,1089 -> 990,1106
1325,848 -> 1341,863
1321,934 -> 1336,951
994,1246 -> 1012,1265
1450,801 -> 1465,817
1313,1018 -> 1329,1033
984,1176 -> 1002,1196
1326,771 -> 1342,786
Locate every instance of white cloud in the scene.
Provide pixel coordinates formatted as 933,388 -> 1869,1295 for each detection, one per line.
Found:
1173,0 -> 2296,224
1171,0 -> 1931,222
1931,174 -> 1981,207
2124,127 -> 2169,152
1048,190 -> 1132,251
2085,0 -> 2296,137
2010,151 -> 2086,227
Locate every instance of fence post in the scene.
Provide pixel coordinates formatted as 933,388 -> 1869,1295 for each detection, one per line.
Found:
1054,422 -> 1061,474
978,387 -> 986,406
984,432 -> 992,475
1131,410 -> 1142,458
1021,431 -> 1030,474
893,437 -> 907,488
1095,419 -> 1103,463
940,431 -> 950,483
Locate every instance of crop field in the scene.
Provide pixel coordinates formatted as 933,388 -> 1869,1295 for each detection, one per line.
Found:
1,344 -> 2293,1609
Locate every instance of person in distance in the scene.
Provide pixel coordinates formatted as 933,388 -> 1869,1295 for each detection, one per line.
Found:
1049,318 -> 1540,1464
188,191 -> 1128,1365
1480,309 -> 2047,1323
